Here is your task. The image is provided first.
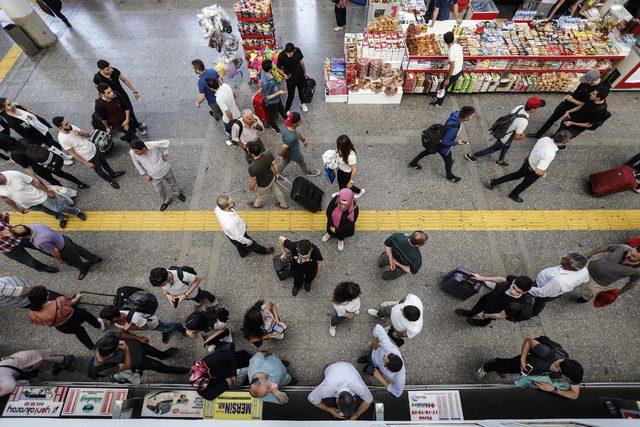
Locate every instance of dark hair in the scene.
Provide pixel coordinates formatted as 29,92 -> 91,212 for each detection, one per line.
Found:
593,85 -> 610,100
0,97 -> 8,111
191,59 -> 205,71
336,135 -> 355,163
149,267 -> 169,286
284,43 -> 295,53
52,116 -> 64,128
9,225 -> 30,238
332,282 -> 361,304
553,130 -> 572,143
403,305 -> 421,321
261,59 -> 273,72
409,231 -> 428,246
514,276 -> 533,292
296,239 -> 312,256
99,305 -> 121,321
460,106 -> 476,119
559,359 -> 584,384
242,300 -> 266,340
443,31 -> 454,44
206,78 -> 220,90
27,286 -> 48,311
129,138 -> 146,151
337,391 -> 356,419
97,83 -> 111,94
187,306 -> 230,332
95,334 -> 119,357
386,354 -> 403,372
247,140 -> 262,156
96,59 -> 110,69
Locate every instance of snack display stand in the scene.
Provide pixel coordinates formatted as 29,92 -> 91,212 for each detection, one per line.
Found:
324,58 -> 349,103
234,0 -> 277,83
366,0 -> 427,25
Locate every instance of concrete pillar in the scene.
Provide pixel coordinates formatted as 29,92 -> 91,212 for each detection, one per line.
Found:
0,0 -> 56,48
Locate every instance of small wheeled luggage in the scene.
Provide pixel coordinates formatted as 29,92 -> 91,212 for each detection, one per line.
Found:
440,267 -> 483,300
273,254 -> 292,281
589,165 -> 637,197
252,90 -> 270,125
289,176 -> 324,212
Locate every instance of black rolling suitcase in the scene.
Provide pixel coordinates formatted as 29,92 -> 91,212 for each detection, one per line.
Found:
440,267 -> 483,300
278,176 -> 324,212
273,254 -> 292,281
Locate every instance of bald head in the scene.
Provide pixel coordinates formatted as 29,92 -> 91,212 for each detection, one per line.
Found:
9,225 -> 30,238
216,195 -> 232,210
249,378 -> 270,398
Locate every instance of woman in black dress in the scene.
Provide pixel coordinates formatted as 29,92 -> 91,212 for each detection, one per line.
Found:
322,188 -> 359,251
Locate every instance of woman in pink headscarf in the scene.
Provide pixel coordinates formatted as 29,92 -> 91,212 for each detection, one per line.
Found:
322,188 -> 359,251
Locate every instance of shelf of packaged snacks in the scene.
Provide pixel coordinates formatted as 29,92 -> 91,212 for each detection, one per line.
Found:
240,34 -> 275,39
404,68 -> 607,73
236,16 -> 272,22
407,54 -> 626,60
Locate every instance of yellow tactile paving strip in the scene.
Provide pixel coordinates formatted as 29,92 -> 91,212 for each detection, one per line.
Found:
8,209 -> 640,232
0,44 -> 23,82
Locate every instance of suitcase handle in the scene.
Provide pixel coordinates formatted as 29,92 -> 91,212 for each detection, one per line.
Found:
275,175 -> 292,192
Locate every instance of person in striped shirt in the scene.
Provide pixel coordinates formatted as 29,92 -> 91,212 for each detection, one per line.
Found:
0,276 -> 35,308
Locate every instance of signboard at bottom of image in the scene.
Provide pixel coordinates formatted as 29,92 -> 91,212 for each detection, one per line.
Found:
62,388 -> 128,417
408,390 -> 464,422
203,391 -> 263,420
140,390 -> 204,419
2,386 -> 67,417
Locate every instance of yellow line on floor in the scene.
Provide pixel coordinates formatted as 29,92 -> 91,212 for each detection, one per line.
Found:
7,209 -> 640,232
0,44 -> 23,82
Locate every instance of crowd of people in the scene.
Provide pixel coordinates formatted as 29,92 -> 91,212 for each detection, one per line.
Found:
0,22 -> 632,421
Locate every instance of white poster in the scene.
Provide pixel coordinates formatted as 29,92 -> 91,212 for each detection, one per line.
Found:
62,388 -> 128,417
140,390 -> 204,419
408,390 -> 464,422
2,386 -> 67,417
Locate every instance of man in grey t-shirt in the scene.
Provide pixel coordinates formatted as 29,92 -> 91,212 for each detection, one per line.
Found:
577,244 -> 640,302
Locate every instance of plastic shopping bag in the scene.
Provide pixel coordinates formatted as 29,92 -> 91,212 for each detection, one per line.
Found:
324,166 -> 336,184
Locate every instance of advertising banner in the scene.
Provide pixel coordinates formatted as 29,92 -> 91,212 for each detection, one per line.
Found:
408,390 -> 464,422
140,390 -> 204,419
2,386 -> 67,418
203,391 -> 263,420
62,388 -> 128,417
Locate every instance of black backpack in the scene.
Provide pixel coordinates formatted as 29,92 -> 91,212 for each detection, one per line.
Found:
489,107 -> 527,140
115,286 -> 158,322
421,123 -> 458,154
169,265 -> 197,282
535,335 -> 569,359
506,293 -> 535,322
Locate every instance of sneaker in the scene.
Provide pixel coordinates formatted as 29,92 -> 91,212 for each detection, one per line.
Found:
98,318 -> 107,332
77,183 -> 90,189
464,153 -> 477,162
286,111 -> 291,117
112,171 -> 126,178
77,269 -> 89,280
160,202 -> 170,211
488,180 -> 495,190
354,188 -> 365,199
52,355 -> 75,376
44,266 -> 59,273
526,132 -> 540,139
194,299 -> 204,308
292,287 -> 300,297
306,170 -> 321,177
430,101 -> 443,108
576,297 -> 590,304
77,212 -> 87,221
138,122 -> 148,131
322,233 -> 331,242
331,192 -> 339,197
334,26 -> 344,31
329,326 -> 336,337
474,365 -> 488,381
247,201 -> 260,209
367,309 -> 380,318
301,104 -> 308,112
177,193 -> 186,202
380,301 -> 398,308
162,331 -> 172,344
408,162 -> 422,170
508,194 -> 524,203
59,217 -> 68,229
110,181 -> 120,189
137,128 -> 148,136
337,240 -> 344,251
63,158 -> 74,166
495,160 -> 508,167
447,175 -> 461,183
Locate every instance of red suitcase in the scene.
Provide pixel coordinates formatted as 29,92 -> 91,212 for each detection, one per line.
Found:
590,165 -> 637,196
252,90 -> 270,126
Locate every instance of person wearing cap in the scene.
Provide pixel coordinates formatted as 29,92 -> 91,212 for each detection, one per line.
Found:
557,86 -> 610,138
277,43 -> 309,113
279,112 -> 321,177
489,130 -> 572,203
465,97 -> 545,167
454,274 -> 534,326
527,69 -> 604,139
307,361 -> 373,420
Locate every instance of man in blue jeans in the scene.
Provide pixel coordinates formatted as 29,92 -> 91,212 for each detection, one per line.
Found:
192,59 -> 222,121
99,305 -> 186,344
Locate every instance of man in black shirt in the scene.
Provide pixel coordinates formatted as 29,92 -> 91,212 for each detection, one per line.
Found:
93,60 -> 147,135
95,84 -> 139,142
558,86 -> 610,137
455,274 -> 533,326
527,69 -> 605,138
278,236 -> 324,296
276,43 -> 309,113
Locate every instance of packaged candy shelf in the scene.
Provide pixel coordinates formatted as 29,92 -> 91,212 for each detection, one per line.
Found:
235,1 -> 277,50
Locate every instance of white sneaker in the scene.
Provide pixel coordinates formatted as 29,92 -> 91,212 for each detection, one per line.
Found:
301,104 -> 308,112
331,192 -> 339,197
334,26 -> 344,32
354,188 -> 366,199
337,240 -> 344,251
329,326 -> 336,337
306,170 -> 321,177
98,318 -> 107,332
380,301 -> 399,308
367,309 -> 380,318
322,233 -> 331,242
137,127 -> 148,136
63,158 -> 74,166
286,111 -> 291,116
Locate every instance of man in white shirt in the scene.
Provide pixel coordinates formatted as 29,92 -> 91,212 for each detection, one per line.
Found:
129,138 -> 185,211
530,253 -> 589,316
466,97 -> 546,166
53,116 -> 125,189
431,31 -> 463,107
308,361 -> 373,420
367,293 -> 423,347
207,79 -> 241,143
356,324 -> 406,398
489,130 -> 572,203
214,194 -> 274,257
0,170 -> 86,229
149,266 -> 216,309
99,304 -> 185,344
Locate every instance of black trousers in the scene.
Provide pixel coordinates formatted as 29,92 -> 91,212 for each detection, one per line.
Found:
38,0 -> 70,25
335,5 -> 347,26
557,123 -> 586,138
284,77 -> 306,112
60,236 -> 100,272
89,151 -> 117,183
266,101 -> 287,132
531,295 -> 558,317
33,164 -> 85,187
139,344 -> 188,374
466,293 -> 495,326
4,239 -> 52,271
492,160 -> 540,197
337,168 -> 361,193
435,72 -> 462,106
388,326 -> 405,347
56,307 -> 101,350
292,268 -> 317,291
192,288 -> 216,303
483,355 -> 521,374
409,150 -> 455,179
534,101 -> 573,137
228,233 -> 268,258
110,116 -> 138,142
